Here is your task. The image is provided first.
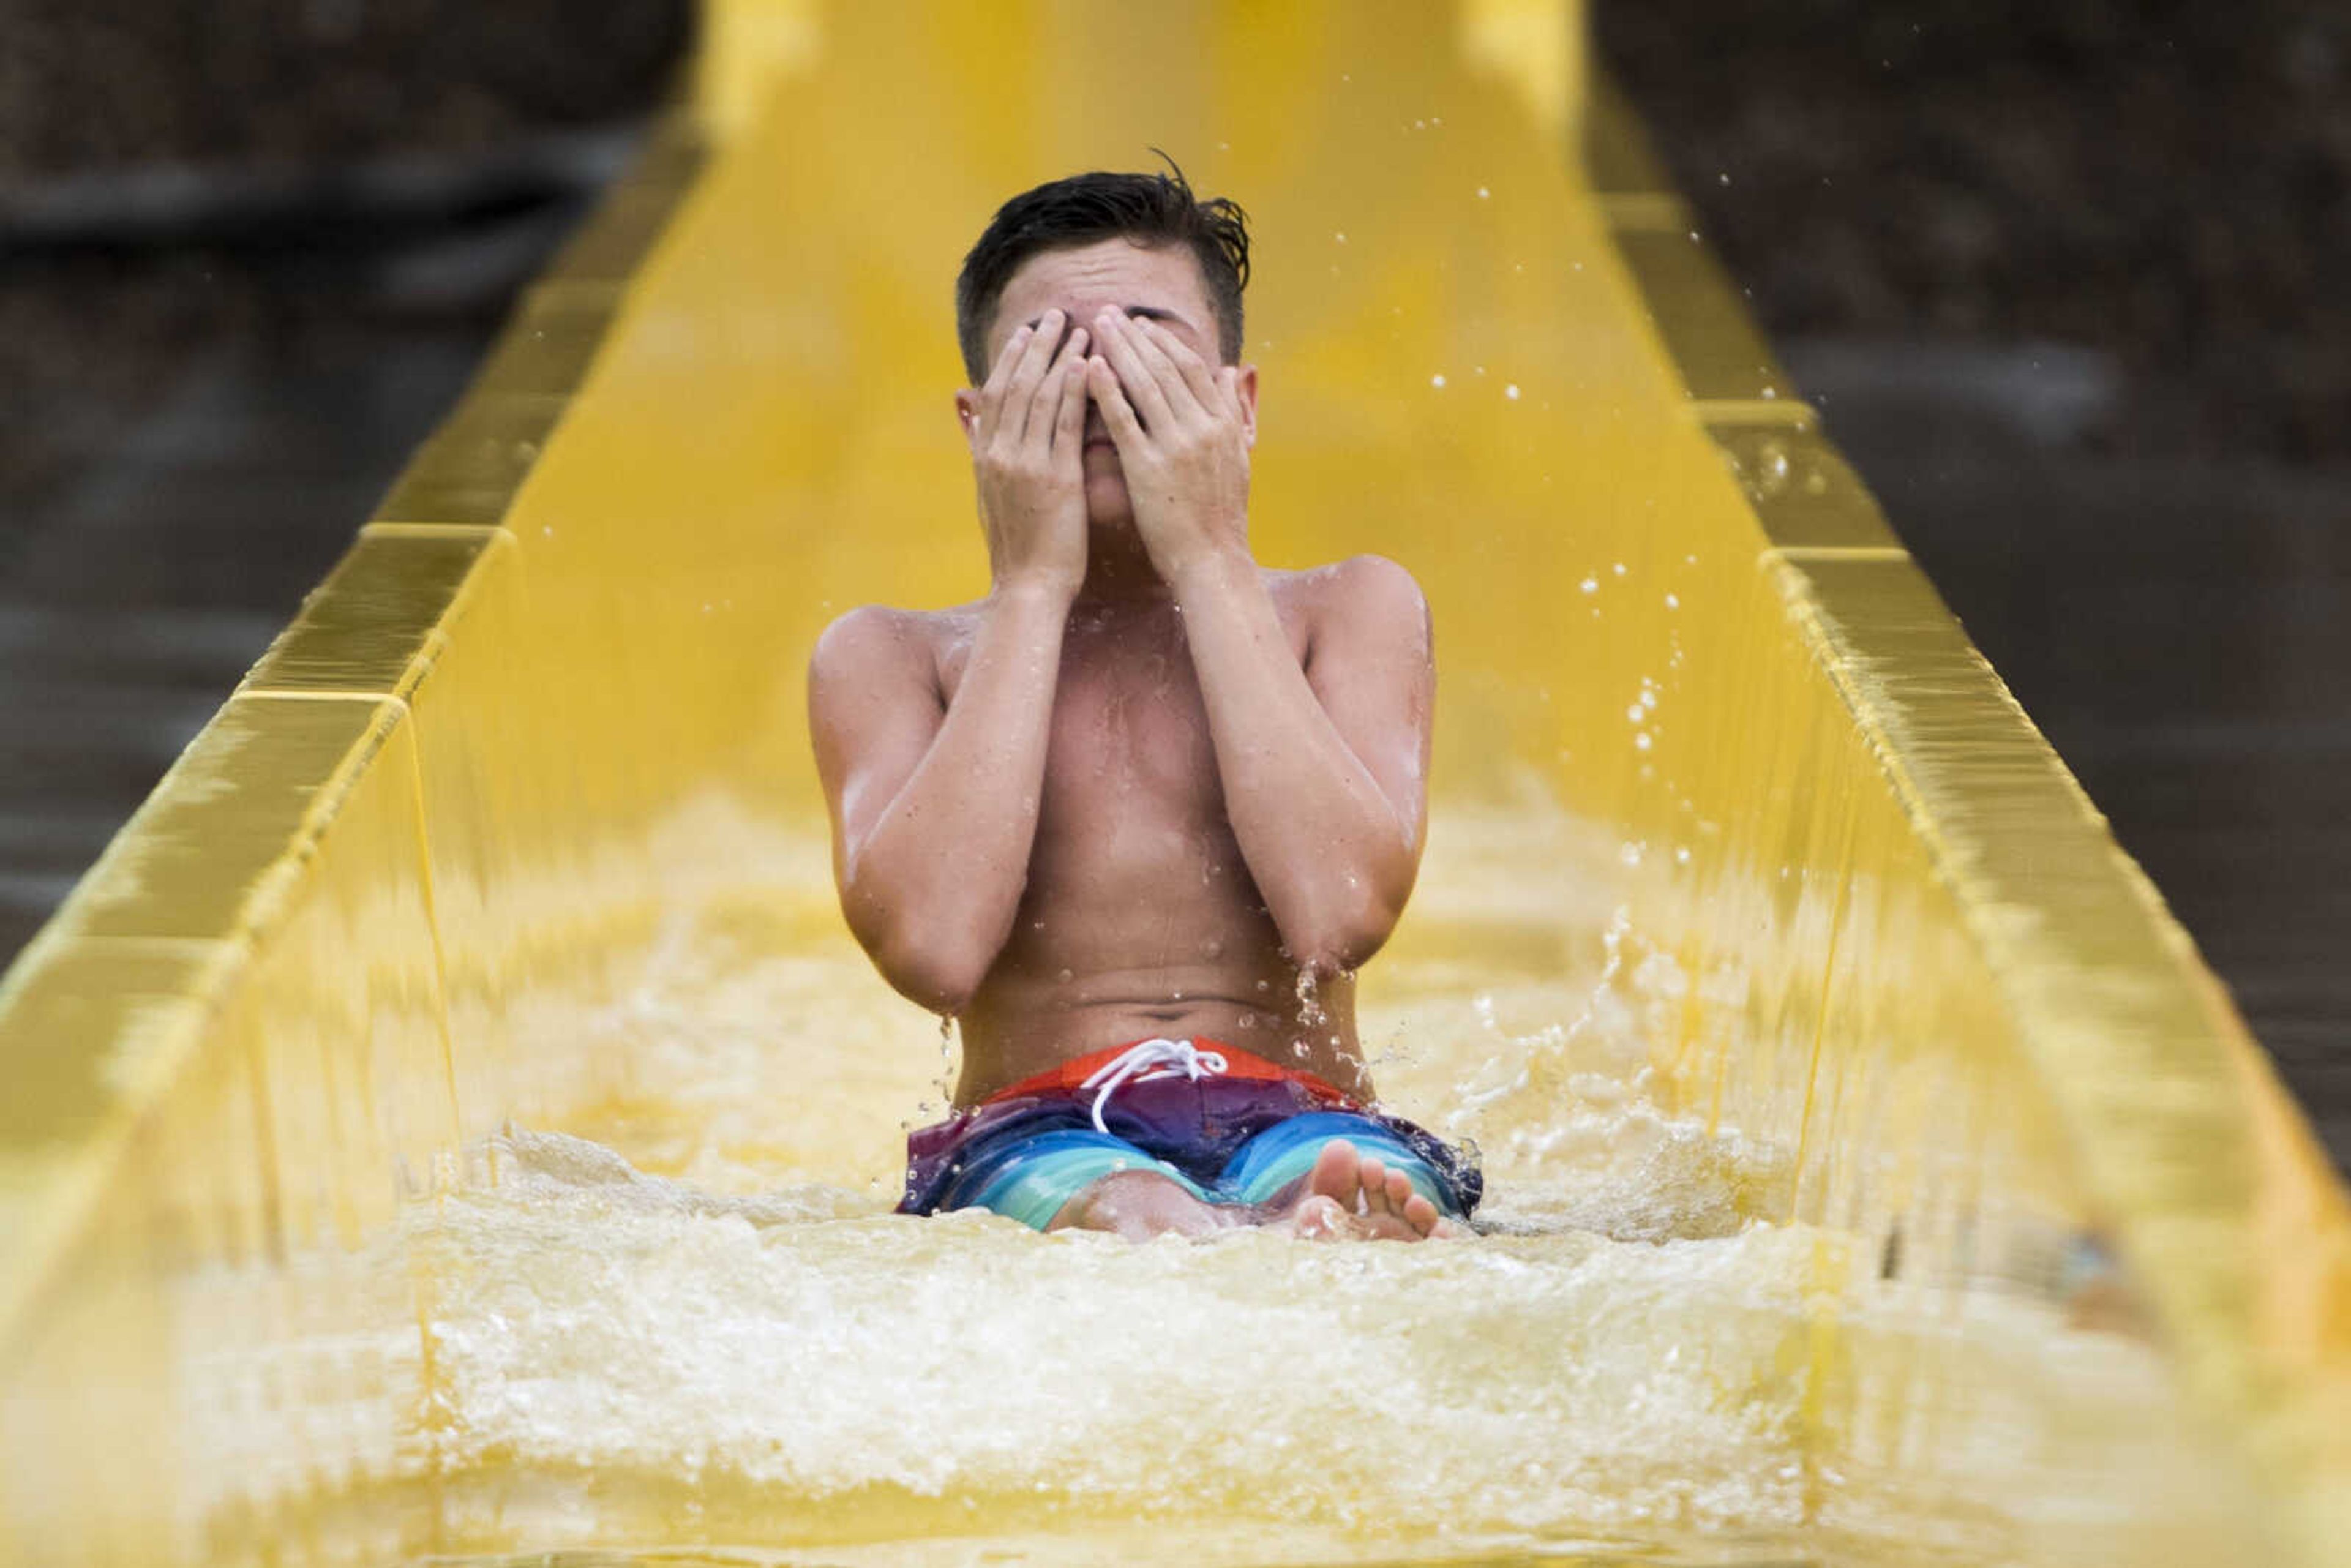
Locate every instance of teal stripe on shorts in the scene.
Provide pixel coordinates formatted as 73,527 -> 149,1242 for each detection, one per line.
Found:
964,1128 -> 1212,1231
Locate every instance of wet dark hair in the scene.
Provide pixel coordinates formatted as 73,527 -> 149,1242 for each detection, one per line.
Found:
954,158 -> 1250,383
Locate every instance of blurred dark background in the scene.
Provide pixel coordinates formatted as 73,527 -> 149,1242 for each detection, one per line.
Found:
1,2 -> 2342,1164
0,0 -> 691,959
1601,1 -> 2351,1168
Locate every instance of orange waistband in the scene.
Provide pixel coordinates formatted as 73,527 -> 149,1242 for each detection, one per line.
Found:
981,1037 -> 1355,1108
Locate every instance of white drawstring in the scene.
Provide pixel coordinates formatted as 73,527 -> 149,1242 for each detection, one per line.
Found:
1080,1037 -> 1229,1133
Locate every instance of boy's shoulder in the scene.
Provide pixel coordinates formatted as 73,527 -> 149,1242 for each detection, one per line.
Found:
1286,553 -> 1424,606
809,554 -> 1424,675
808,602 -> 949,703
1283,554 -> 1430,649
1243,553 -> 1427,626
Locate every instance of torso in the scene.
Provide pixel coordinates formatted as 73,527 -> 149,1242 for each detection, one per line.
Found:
923,566 -> 1366,1105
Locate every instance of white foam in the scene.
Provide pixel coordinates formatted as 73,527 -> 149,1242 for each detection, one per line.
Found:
169,792 -> 2234,1564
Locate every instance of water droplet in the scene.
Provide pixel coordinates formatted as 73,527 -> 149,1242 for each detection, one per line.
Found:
1431,373 -> 1447,388
1580,577 -> 1598,594
1665,592 -> 1680,609
1294,968 -> 1327,1028
1635,732 -> 1653,751
1675,846 -> 1692,865
1611,562 -> 1627,576
1335,231 -> 1348,244
1504,384 -> 1520,400
1718,172 -> 1731,185
1761,386 -> 1778,400
1619,842 -> 1644,867
1626,704 -> 1644,722
1476,185 -> 1491,198
1056,968 -> 1073,984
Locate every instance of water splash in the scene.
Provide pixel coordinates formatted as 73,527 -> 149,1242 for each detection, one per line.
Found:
1294,964 -> 1328,1031
163,793 -> 2234,1566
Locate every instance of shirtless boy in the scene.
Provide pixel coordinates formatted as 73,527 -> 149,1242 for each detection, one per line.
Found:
808,168 -> 1478,1242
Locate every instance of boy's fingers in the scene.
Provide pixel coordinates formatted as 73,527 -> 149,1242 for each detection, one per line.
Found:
1052,355 -> 1088,459
1087,356 -> 1144,446
998,310 -> 1066,446
1142,318 -> 1223,414
1019,326 -> 1069,442
976,322 -> 1032,430
1119,317 -> 1199,421
1093,313 -> 1175,435
1027,326 -> 1087,451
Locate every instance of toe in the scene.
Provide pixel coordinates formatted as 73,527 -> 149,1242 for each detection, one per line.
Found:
1403,1191 -> 1444,1237
1384,1166 -> 1416,1217
1308,1140 -> 1361,1208
1359,1155 -> 1391,1215
1292,1194 -> 1353,1241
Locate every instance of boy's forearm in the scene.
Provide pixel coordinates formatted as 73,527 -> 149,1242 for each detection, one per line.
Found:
846,581 -> 1070,1004
1169,548 -> 1415,972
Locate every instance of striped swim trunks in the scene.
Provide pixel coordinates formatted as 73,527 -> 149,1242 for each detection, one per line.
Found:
897,1037 -> 1481,1230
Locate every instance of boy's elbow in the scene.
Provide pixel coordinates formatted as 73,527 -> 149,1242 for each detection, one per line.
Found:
851,901 -> 993,1015
863,928 -> 988,1015
1289,887 -> 1407,978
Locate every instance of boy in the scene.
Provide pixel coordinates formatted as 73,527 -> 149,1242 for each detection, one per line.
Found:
809,168 -> 1477,1240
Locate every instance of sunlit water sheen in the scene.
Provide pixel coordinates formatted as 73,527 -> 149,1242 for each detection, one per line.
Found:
177,793 -> 2229,1567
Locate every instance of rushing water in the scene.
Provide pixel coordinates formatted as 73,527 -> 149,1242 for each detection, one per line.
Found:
172,790 -> 2235,1567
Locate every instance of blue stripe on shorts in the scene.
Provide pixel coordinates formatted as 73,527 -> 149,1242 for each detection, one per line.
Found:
1218,1111 -> 1455,1212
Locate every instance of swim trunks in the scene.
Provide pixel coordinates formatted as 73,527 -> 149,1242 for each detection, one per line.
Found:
898,1037 -> 1481,1229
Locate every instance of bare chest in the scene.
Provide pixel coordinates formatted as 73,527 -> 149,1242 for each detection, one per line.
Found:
930,593 -> 1311,876
1044,631 -> 1218,825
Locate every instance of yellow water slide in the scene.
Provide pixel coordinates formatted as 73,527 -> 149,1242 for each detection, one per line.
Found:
4,4 -> 2347,1564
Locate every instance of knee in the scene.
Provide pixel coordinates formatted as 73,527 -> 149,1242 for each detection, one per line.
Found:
1048,1169 -> 1212,1239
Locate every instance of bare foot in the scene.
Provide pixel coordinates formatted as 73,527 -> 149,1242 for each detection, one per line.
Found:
1293,1139 -> 1458,1240
1274,1191 -> 1361,1240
